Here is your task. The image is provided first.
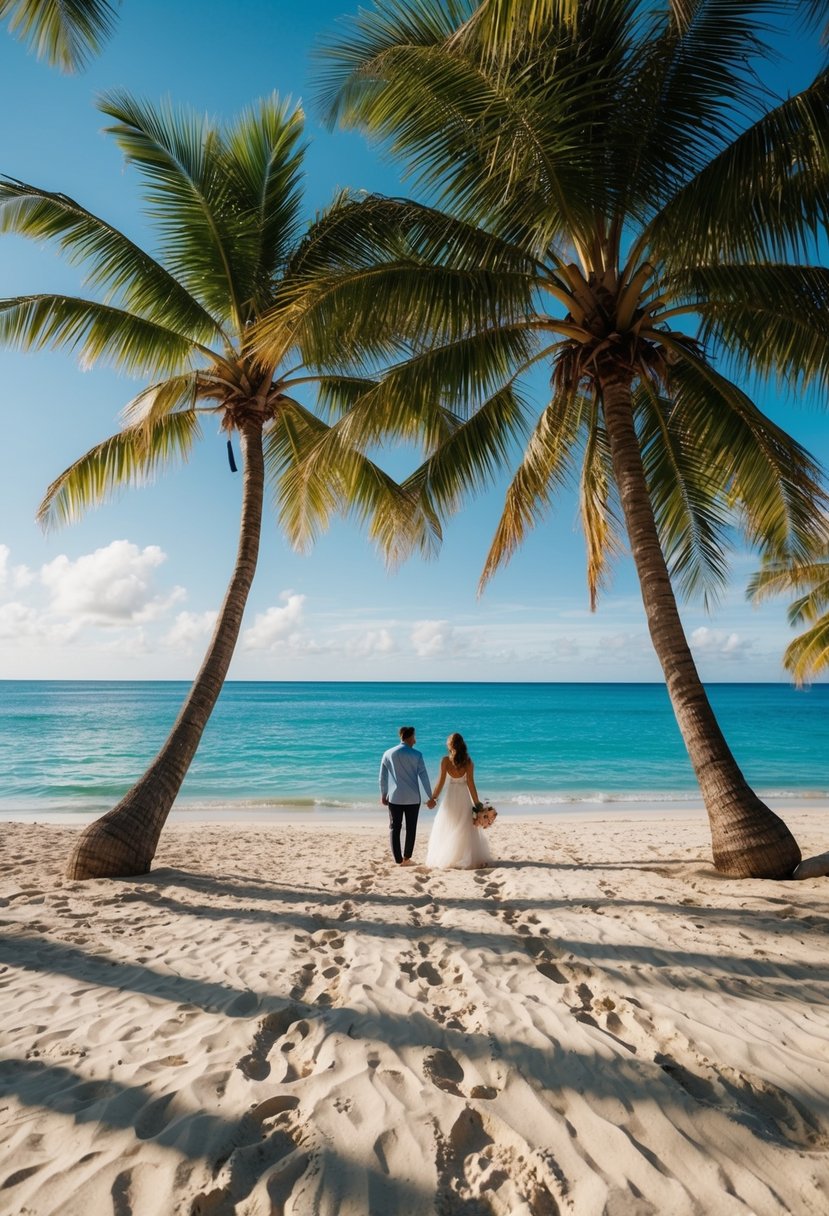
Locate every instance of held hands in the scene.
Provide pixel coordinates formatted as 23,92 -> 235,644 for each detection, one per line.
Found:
426,798 -> 437,809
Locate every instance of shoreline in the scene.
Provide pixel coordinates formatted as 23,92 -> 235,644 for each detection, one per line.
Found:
3,796 -> 829,827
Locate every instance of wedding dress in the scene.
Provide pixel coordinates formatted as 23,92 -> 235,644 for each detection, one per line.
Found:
426,774 -> 492,869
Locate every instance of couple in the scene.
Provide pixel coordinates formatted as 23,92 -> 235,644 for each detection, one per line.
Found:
379,726 -> 492,870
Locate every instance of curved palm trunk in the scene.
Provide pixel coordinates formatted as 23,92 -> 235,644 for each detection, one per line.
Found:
599,372 -> 801,878
67,418 -> 265,879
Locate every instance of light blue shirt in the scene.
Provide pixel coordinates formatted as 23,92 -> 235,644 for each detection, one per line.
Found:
379,742 -> 432,804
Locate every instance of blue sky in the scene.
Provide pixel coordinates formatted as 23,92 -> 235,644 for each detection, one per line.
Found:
1,0 -> 827,683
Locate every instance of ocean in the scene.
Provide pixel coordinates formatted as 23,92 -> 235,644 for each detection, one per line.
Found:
0,681 -> 826,820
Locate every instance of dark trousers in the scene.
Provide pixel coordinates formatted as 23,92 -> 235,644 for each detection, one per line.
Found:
388,802 -> 419,863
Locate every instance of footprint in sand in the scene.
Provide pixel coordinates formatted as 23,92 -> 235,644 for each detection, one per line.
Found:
424,1047 -> 465,1096
190,1096 -> 307,1215
656,1054 -> 829,1150
237,1005 -> 305,1080
417,959 -> 442,986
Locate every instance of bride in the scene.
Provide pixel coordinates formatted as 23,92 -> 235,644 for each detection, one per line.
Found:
426,732 -> 492,869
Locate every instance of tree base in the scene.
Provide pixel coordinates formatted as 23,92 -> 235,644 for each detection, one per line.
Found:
67,818 -> 154,880
710,798 -> 801,879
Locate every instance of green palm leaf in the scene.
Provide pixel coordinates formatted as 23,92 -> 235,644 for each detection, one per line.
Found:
38,411 -> 202,529
0,293 -> 197,375
0,179 -> 223,343
275,196 -> 538,372
401,382 -> 533,521
614,1 -> 777,222
1,0 -> 117,71
220,95 -> 306,318
98,91 -> 249,328
119,372 -> 201,433
681,263 -> 829,393
662,351 -> 829,562
748,556 -> 829,623
650,71 -> 829,266
316,0 -> 630,249
783,617 -> 829,684
635,380 -> 732,607
480,390 -> 588,590
580,407 -> 622,611
266,398 -> 440,564
748,554 -> 829,683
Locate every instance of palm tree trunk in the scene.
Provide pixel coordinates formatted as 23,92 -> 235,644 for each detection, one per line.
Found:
599,371 -> 801,878
66,418 -> 265,879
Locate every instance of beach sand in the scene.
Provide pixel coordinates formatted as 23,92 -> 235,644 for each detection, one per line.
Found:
1,810 -> 828,1215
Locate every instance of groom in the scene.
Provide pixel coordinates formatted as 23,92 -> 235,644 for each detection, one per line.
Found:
379,726 -> 435,866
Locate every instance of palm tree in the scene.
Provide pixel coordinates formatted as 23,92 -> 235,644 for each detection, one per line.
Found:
749,554 -> 829,684
0,93 -> 434,879
283,0 -> 829,877
1,0 -> 117,70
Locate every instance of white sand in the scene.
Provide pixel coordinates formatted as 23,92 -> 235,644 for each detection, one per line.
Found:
1,810 -> 828,1215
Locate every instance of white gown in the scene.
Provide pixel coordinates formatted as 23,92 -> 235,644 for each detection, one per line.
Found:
426,774 -> 493,869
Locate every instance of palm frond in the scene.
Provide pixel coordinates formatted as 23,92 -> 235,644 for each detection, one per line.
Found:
747,556 -> 829,623
98,91 -> 248,331
662,350 -> 829,563
221,96 -> 306,318
1,0 -> 117,71
634,380 -> 732,607
650,70 -> 829,266
748,551 -> 829,684
580,403 -> 622,610
38,410 -> 201,529
0,294 -> 197,375
782,617 -> 829,685
0,178 -> 223,343
266,398 -> 440,565
119,372 -> 201,432
401,382 -> 533,522
480,389 -> 588,590
283,373 -> 379,421
614,0 -> 776,222
454,0 -> 579,50
271,194 -> 537,370
278,322 -> 542,466
680,263 -> 829,394
316,0 -> 479,126
315,0 -> 633,249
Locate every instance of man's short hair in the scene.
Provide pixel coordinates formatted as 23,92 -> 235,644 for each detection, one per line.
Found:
399,725 -> 415,742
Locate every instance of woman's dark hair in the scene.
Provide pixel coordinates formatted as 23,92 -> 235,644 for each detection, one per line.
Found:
447,732 -> 470,768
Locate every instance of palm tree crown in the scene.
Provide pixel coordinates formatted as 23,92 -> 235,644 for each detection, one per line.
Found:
0,93 -> 433,876
289,0 -> 829,876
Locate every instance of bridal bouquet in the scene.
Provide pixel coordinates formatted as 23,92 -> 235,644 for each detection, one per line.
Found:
472,801 -> 498,829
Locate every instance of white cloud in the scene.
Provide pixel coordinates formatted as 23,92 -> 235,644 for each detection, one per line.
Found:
243,592 -> 306,651
0,600 -> 79,643
40,540 -> 183,625
346,628 -> 396,658
691,626 -> 753,660
0,544 -> 34,593
411,619 -> 469,659
163,610 -> 218,651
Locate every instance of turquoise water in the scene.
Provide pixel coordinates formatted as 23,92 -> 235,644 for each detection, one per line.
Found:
0,681 -> 826,817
